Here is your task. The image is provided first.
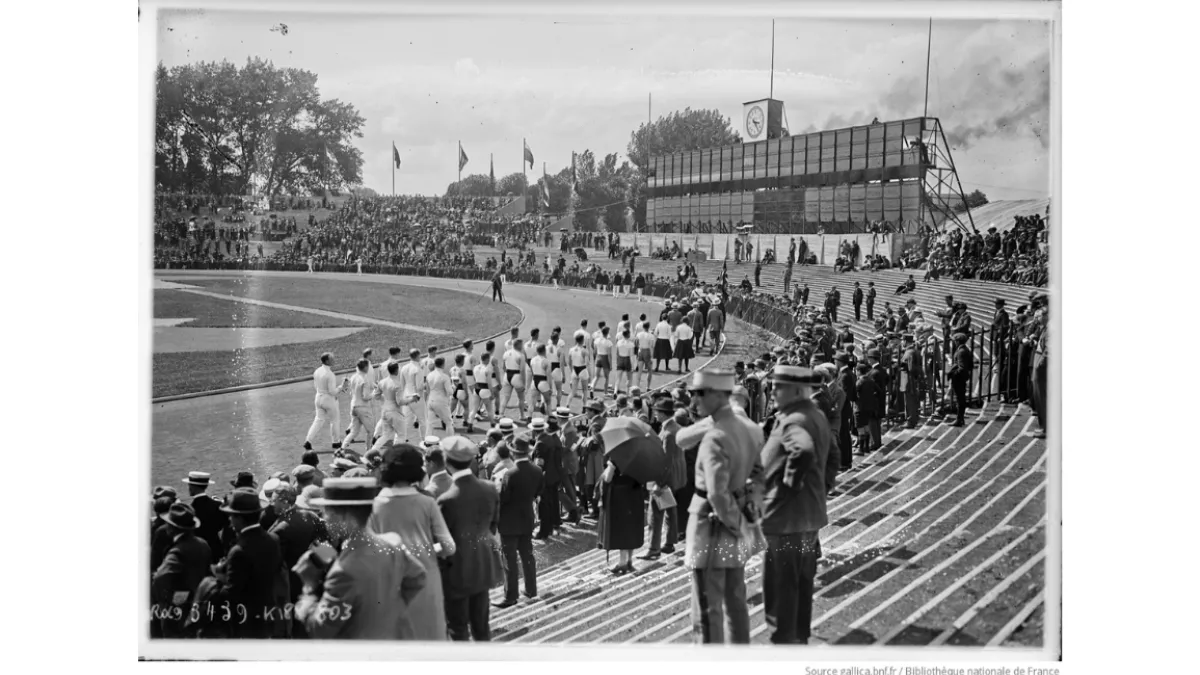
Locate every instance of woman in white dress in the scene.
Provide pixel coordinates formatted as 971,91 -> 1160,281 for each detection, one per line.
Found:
369,444 -> 457,641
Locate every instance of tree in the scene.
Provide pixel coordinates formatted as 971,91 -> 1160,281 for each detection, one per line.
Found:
625,108 -> 742,228
496,172 -> 526,197
443,174 -> 494,198
154,58 -> 365,196
954,189 -> 990,212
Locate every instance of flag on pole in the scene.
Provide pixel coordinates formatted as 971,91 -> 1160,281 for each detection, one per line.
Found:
392,143 -> 401,169
524,141 -> 535,170
541,164 -> 551,209
458,142 -> 469,171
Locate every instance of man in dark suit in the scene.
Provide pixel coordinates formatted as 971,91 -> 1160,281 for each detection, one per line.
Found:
900,334 -> 924,428
949,333 -> 974,426
151,503 -> 213,638
495,432 -> 543,608
865,351 -> 889,450
530,418 -> 564,539
210,488 -> 284,639
865,282 -> 877,320
853,363 -> 881,453
852,282 -> 864,321
183,472 -> 227,560
990,298 -> 1012,398
438,438 -> 501,641
834,352 -> 857,468
266,483 -> 329,606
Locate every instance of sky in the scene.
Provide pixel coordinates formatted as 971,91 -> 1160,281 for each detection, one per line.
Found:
155,8 -> 1053,201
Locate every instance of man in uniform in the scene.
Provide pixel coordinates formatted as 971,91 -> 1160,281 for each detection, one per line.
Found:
305,352 -> 347,452
370,362 -> 406,451
682,368 -> 764,644
852,282 -> 864,321
426,356 -> 456,436
760,365 -> 829,645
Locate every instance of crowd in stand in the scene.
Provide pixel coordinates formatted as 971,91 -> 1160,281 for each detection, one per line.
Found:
902,214 -> 1049,287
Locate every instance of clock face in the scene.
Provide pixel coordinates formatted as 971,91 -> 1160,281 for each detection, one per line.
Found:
746,106 -> 765,138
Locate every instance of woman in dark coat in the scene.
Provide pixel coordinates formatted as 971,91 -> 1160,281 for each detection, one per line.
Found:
597,459 -> 647,575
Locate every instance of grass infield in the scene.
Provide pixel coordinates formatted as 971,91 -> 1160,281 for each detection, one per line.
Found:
152,278 -> 520,398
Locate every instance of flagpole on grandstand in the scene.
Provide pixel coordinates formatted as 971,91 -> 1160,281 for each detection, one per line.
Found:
523,138 -> 528,213
923,18 -> 933,118
458,140 -> 462,184
770,19 -> 775,98
391,141 -> 395,196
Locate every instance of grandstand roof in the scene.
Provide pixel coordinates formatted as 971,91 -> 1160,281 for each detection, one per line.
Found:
961,198 -> 1051,232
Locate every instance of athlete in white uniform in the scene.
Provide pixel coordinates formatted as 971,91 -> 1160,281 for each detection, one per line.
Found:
371,362 -> 407,451
499,339 -> 528,420
372,347 -> 403,440
459,340 -> 480,429
592,327 -> 614,397
471,353 -> 496,427
567,334 -> 591,402
425,356 -> 456,436
614,330 -> 636,396
420,346 -> 438,375
341,358 -> 377,448
305,352 -> 347,450
398,348 -> 428,443
636,321 -> 657,390
523,329 -> 541,413
545,332 -> 565,409
529,343 -> 553,415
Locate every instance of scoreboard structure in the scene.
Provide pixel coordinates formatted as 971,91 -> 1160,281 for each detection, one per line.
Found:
645,116 -> 977,235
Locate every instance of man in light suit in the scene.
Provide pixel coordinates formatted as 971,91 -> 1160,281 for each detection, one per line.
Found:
295,477 -> 427,639
424,448 -> 454,499
151,503 -> 213,638
679,368 -> 765,644
494,432 -> 543,609
437,437 -> 501,641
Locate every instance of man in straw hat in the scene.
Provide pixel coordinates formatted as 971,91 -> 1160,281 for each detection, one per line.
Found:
182,471 -> 226,559
530,417 -> 565,539
151,502 -> 213,638
682,368 -> 765,644
437,436 -> 501,641
209,488 -> 284,639
760,365 -> 830,644
295,477 -> 428,639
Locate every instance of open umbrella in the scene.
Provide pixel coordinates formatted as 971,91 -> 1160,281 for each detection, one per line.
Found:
599,417 -> 666,485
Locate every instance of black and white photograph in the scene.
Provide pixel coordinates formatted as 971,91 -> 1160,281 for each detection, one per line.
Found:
138,0 -> 1063,660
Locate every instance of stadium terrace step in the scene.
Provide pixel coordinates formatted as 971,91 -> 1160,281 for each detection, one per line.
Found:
488,401 -> 1044,646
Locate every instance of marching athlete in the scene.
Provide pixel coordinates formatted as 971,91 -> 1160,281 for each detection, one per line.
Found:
340,359 -> 377,448
426,356 -> 456,436
305,352 -> 348,452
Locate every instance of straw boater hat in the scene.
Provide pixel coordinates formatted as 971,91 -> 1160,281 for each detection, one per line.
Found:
498,418 -> 515,434
687,368 -> 736,393
161,502 -> 201,531
529,418 -> 548,432
308,477 -> 381,507
182,471 -> 212,488
554,406 -> 573,420
422,435 -> 441,449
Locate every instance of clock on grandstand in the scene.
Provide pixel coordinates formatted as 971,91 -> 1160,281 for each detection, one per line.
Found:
742,98 -> 785,141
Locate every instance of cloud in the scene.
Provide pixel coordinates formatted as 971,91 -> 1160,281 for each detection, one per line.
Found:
454,57 -> 480,78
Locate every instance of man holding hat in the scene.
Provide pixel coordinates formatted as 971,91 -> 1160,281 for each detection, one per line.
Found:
495,431 -> 543,609
183,471 -> 226,560
760,365 -> 830,644
437,436 -> 501,641
296,477 -> 428,639
209,488 -> 284,639
151,502 -> 213,638
683,368 -> 765,644
530,417 -> 565,539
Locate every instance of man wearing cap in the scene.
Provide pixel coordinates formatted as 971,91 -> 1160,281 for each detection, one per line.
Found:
399,348 -> 429,444
437,437 -> 501,641
151,502 -> 213,638
948,333 -> 974,426
854,362 -> 883,453
706,301 -> 725,357
991,298 -> 1012,397
209,488 -> 284,639
833,353 -> 857,470
760,365 -> 830,644
183,471 -> 226,560
851,282 -> 864,321
296,478 -> 428,639
577,400 -> 607,518
683,368 -> 765,644
530,418 -> 565,539
305,352 -> 348,452
552,413 -> 581,524
495,432 -> 543,608
865,282 -> 876,320
900,334 -> 925,429
864,350 -> 889,448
